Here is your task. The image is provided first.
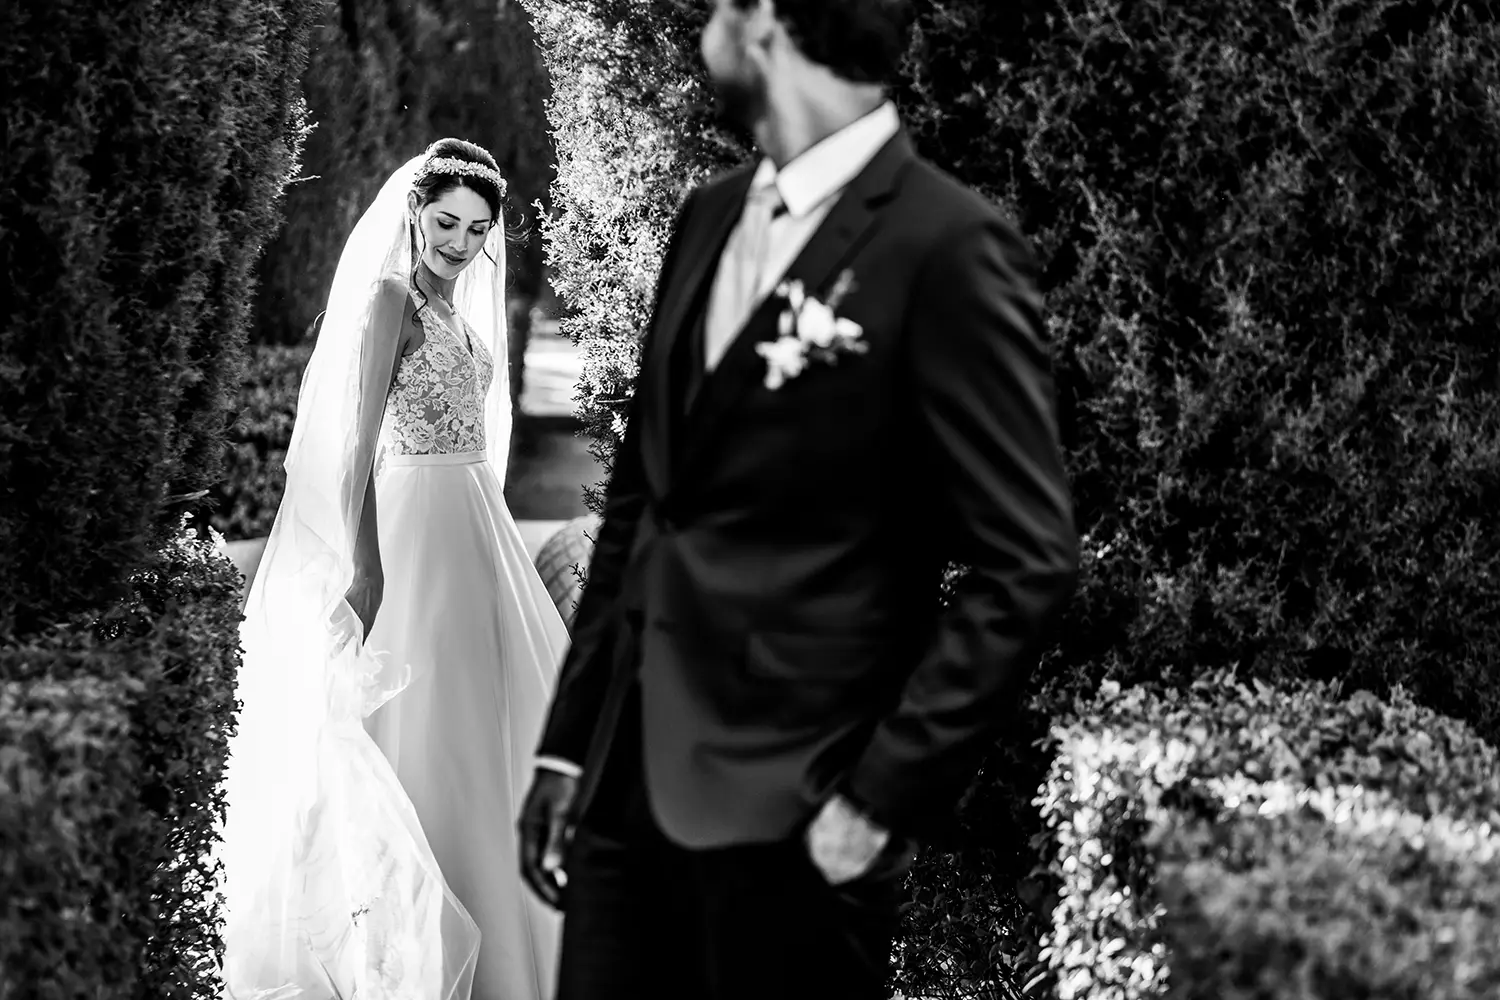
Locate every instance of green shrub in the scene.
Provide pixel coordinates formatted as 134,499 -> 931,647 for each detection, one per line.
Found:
1158,809 -> 1500,1000
915,0 -> 1500,730
0,673 -> 149,998
0,523 -> 244,999
1038,673 -> 1500,999
210,344 -> 311,540
519,0 -> 745,494
0,0 -> 315,636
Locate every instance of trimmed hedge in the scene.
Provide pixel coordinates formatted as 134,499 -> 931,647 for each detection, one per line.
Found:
1,3 -> 314,997
1040,673 -> 1500,998
210,344 -> 311,541
0,0 -> 316,636
1157,810 -> 1500,1000
0,524 -> 244,999
0,675 -> 146,994
912,0 -> 1500,729
2,2 -> 313,994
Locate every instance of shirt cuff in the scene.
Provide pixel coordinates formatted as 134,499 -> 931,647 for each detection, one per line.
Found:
535,755 -> 584,779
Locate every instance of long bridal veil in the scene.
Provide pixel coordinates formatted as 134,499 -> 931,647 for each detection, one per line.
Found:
217,153 -> 510,999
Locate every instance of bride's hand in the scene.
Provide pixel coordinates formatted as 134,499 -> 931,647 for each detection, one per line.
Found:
345,563 -> 384,640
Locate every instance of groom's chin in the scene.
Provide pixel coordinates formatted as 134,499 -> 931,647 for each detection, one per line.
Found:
709,80 -> 762,136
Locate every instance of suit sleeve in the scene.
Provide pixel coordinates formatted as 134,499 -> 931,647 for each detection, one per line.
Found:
534,190 -> 698,766
845,214 -> 1079,833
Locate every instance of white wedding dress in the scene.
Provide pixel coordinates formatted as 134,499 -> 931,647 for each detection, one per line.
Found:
363,302 -> 566,1000
219,153 -> 562,1000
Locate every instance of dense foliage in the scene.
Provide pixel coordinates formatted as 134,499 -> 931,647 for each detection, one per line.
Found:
251,0 -> 556,350
0,526 -> 246,1000
211,344 -> 312,540
0,0 -> 316,636
1041,673 -> 1500,998
522,0 -> 1500,995
2,2 -> 316,993
518,0 -> 743,497
925,0 -> 1500,735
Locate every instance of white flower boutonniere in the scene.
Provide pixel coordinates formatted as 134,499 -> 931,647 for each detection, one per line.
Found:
755,269 -> 867,390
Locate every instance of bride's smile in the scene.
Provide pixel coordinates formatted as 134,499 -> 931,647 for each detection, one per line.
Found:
411,184 -> 494,280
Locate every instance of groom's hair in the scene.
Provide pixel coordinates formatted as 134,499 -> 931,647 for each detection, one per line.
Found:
737,0 -> 914,85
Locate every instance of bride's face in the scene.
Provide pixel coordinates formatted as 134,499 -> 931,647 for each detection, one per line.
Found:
410,185 -> 494,281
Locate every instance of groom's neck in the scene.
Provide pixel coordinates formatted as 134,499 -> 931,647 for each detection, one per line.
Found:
755,70 -> 887,169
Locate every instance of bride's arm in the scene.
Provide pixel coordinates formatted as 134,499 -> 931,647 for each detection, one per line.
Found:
345,279 -> 412,631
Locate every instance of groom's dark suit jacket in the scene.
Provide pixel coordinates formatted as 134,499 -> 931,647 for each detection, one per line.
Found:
537,130 -> 1078,848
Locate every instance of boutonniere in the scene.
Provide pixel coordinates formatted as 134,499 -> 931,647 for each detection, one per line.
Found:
755,269 -> 868,390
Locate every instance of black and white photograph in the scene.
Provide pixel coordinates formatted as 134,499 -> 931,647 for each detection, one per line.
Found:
2,1 -> 1498,999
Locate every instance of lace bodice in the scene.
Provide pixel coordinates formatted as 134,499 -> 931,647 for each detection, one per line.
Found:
382,305 -> 494,456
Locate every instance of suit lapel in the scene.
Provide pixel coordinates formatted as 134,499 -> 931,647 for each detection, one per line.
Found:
645,168 -> 755,487
675,132 -> 917,482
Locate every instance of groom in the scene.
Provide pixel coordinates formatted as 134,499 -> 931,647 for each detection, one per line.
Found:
519,1 -> 1078,997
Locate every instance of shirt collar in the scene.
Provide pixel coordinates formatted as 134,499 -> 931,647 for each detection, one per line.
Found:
751,101 -> 901,219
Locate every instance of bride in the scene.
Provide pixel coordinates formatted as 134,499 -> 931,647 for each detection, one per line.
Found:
217,138 -> 567,1000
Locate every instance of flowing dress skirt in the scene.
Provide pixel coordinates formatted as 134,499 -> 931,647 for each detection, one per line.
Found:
365,450 -> 566,1000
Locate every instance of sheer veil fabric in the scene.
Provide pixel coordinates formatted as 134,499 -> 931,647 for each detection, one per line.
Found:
217,155 -> 511,999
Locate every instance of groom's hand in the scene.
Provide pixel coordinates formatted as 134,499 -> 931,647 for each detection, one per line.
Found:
805,793 -> 891,885
519,768 -> 578,910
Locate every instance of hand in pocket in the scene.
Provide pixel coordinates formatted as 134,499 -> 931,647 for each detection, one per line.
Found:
805,793 -> 891,886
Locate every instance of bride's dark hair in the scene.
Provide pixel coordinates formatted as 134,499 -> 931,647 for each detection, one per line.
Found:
408,137 -> 507,327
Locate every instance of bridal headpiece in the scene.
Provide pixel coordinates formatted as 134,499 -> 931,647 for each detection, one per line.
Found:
416,155 -> 508,196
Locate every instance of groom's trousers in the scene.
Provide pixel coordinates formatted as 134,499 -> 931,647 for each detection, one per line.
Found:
555,682 -> 907,1000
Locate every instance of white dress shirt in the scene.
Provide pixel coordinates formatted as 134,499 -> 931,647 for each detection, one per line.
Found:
534,102 -> 903,782
704,100 -> 902,370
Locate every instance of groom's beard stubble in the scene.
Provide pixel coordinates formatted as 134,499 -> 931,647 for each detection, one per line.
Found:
710,74 -> 766,142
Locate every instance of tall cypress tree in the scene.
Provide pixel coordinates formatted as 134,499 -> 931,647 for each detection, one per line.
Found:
0,0 -> 317,637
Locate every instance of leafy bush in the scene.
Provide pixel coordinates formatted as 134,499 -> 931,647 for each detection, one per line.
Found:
1039,673 -> 1500,999
252,0 -> 556,347
1158,808 -> 1500,1000
0,0 -> 316,636
210,344 -> 311,540
523,0 -> 1500,995
0,674 -> 146,998
519,0 -> 744,495
915,0 -> 1500,732
0,524 -> 245,1000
